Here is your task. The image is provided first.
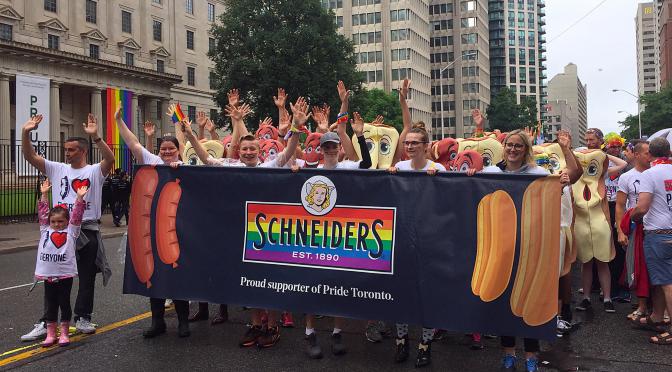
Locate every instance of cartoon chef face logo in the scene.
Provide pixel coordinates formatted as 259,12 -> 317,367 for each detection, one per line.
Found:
301,176 -> 337,216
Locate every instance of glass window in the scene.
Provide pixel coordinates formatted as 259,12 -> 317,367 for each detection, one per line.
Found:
47,34 -> 59,50
460,1 -> 476,12
209,71 -> 216,89
518,48 -> 525,65
122,11 -> 132,33
188,106 -> 196,122
89,44 -> 99,59
153,20 -> 162,41
86,0 -> 97,24
209,37 -> 215,54
125,52 -> 134,66
376,70 -> 383,82
187,66 -> 196,86
0,23 -> 12,41
186,0 -> 194,15
208,3 -> 215,22
461,17 -> 476,27
44,0 -> 57,12
186,30 -> 194,49
461,33 -> 477,44
157,59 -> 165,73
519,67 -> 527,83
509,66 -> 516,83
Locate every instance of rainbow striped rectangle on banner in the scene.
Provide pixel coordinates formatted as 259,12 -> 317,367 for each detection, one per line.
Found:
106,88 -> 133,173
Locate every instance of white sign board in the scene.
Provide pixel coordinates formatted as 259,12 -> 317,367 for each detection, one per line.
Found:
15,74 -> 50,175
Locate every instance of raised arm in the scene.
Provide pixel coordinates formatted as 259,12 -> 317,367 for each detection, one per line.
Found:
615,191 -> 629,246
181,120 -> 211,164
338,111 -> 359,161
21,114 -> 46,174
205,118 -> 219,140
274,99 -> 307,167
393,79 -> 412,164
557,130 -> 581,182
196,111 -> 208,141
165,104 -> 186,156
114,105 -> 145,161
38,179 -> 51,226
143,121 -> 156,152
226,103 -> 252,158
84,113 -> 115,176
352,112 -> 372,169
337,81 -> 349,116
606,154 -> 627,177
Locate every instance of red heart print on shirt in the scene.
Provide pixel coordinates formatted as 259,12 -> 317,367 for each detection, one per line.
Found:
50,232 -> 67,249
72,179 -> 91,192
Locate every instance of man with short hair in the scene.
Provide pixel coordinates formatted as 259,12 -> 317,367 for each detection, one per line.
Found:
632,137 -> 672,344
20,114 -> 114,341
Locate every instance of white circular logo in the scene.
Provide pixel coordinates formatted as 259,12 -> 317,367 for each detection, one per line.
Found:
301,176 -> 337,216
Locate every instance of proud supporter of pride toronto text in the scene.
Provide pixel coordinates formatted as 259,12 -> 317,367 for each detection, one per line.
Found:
240,276 -> 394,301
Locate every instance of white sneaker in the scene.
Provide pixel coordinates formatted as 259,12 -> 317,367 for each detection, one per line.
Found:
75,318 -> 96,334
21,322 -> 47,341
556,317 -> 572,333
165,299 -> 173,308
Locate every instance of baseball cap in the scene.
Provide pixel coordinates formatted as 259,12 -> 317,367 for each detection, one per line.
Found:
320,131 -> 341,146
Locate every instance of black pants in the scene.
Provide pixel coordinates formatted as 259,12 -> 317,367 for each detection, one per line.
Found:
114,198 -> 129,225
500,336 -> 540,353
608,201 -> 627,292
44,278 -> 73,322
74,229 -> 99,321
150,298 -> 189,323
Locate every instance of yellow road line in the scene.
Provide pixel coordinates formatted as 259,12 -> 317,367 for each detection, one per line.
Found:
0,308 -> 166,368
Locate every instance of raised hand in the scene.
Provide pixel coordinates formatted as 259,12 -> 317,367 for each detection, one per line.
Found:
279,109 -> 292,135
227,89 -> 240,107
259,117 -> 273,127
76,185 -> 89,200
290,97 -> 311,127
224,103 -> 252,121
165,103 -> 176,118
204,118 -> 215,133
273,88 -> 288,109
23,114 -> 43,132
114,104 -> 123,121
557,130 -> 572,149
180,119 -> 196,139
83,113 -> 99,136
472,109 -> 484,129
523,126 -> 534,139
40,179 -> 51,194
351,112 -> 365,137
399,79 -> 411,101
337,80 -> 349,103
143,121 -> 156,137
196,111 -> 208,128
372,115 -> 384,125
312,106 -> 329,133
322,104 -> 331,121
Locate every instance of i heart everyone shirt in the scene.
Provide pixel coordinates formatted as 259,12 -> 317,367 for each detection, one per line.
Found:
34,199 -> 83,279
44,159 -> 105,221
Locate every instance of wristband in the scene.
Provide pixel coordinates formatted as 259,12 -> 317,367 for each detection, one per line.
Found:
337,112 -> 349,125
283,125 -> 302,141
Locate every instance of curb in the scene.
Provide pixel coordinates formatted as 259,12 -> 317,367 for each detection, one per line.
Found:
0,231 -> 126,255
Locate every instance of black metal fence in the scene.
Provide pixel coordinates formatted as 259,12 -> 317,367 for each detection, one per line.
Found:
0,139 -> 137,224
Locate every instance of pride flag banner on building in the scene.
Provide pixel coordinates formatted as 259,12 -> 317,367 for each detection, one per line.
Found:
106,88 -> 133,172
123,166 -> 561,340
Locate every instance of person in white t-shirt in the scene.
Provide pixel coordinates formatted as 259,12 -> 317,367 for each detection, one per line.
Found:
113,105 -> 192,338
35,180 -> 88,348
632,137 -> 672,345
389,123 -> 446,175
615,140 -> 651,321
21,113 -> 114,340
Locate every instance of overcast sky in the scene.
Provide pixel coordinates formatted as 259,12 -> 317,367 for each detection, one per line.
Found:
545,0 -> 645,136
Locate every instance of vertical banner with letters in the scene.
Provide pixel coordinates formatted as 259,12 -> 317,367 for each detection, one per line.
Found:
15,74 -> 50,175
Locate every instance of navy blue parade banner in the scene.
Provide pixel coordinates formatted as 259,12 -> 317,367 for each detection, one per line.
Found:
123,165 -> 562,339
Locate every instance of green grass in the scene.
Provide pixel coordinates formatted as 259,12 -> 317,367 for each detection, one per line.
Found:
0,189 -> 39,217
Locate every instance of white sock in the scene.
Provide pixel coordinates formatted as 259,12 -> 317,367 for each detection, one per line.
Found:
332,328 -> 341,335
305,328 -> 315,336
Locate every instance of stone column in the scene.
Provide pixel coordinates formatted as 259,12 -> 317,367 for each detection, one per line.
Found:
159,99 -> 170,137
90,89 -> 103,138
50,82 -> 60,142
0,75 -> 10,142
131,93 -> 139,135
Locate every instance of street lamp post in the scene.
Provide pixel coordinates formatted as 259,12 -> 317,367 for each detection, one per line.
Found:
439,51 -> 476,140
612,89 -> 642,138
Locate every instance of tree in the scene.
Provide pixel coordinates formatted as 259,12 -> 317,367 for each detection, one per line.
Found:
350,89 -> 403,132
210,0 -> 364,129
485,88 -> 539,132
620,85 -> 672,139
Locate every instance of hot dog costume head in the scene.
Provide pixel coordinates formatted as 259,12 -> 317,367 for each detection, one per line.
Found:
352,123 -> 400,169
457,137 -> 503,169
571,149 -> 614,263
183,140 -> 225,165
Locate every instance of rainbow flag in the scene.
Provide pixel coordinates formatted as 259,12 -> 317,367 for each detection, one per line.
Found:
106,88 -> 133,172
171,103 -> 186,123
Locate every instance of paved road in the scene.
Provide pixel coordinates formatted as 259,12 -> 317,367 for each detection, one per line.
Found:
1,237 -> 671,371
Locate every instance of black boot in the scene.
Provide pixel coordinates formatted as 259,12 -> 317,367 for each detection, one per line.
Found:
394,336 -> 409,363
415,341 -> 432,368
211,304 -> 228,325
188,302 -> 209,322
174,300 -> 190,337
143,298 -> 167,338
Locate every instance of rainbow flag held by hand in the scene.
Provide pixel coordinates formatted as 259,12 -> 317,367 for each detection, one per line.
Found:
171,103 -> 186,123
106,88 -> 133,173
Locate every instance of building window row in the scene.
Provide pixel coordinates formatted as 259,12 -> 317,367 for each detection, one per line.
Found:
358,50 -> 383,64
430,36 -> 453,47
431,19 -> 452,31
431,117 -> 456,129
431,85 -> 455,95
352,31 -> 382,45
432,101 -> 456,112
353,0 -> 381,5
365,70 -> 383,83
429,3 -> 453,15
430,52 -> 454,64
352,12 -> 382,26
390,28 -> 410,41
391,48 -> 411,61
321,0 -> 343,9
391,68 -> 411,81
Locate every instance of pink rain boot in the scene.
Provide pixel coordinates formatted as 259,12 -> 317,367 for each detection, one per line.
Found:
58,322 -> 70,346
42,322 -> 57,347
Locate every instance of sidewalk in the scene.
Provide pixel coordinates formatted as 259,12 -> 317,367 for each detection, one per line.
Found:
0,214 -> 127,255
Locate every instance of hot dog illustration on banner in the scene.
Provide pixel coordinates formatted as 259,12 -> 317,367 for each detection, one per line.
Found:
472,190 -> 517,301
511,177 -> 561,326
155,178 -> 182,268
571,150 -> 614,263
352,123 -> 400,169
128,166 -> 159,288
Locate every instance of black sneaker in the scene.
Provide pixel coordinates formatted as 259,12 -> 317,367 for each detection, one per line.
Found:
394,336 -> 409,363
239,325 -> 263,347
433,329 -> 448,341
142,319 -> 166,338
305,333 -> 323,359
604,301 -> 616,313
575,298 -> 592,311
331,332 -> 347,355
415,341 -> 432,367
177,321 -> 190,338
257,326 -> 280,348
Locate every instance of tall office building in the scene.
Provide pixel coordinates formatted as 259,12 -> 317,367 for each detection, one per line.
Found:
488,0 -> 547,123
656,0 -> 672,87
636,2 -> 659,108
0,0 -> 223,143
547,63 -> 587,147
323,0 -> 433,132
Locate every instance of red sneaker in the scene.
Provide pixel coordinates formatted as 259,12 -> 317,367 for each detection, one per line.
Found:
281,312 -> 294,328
